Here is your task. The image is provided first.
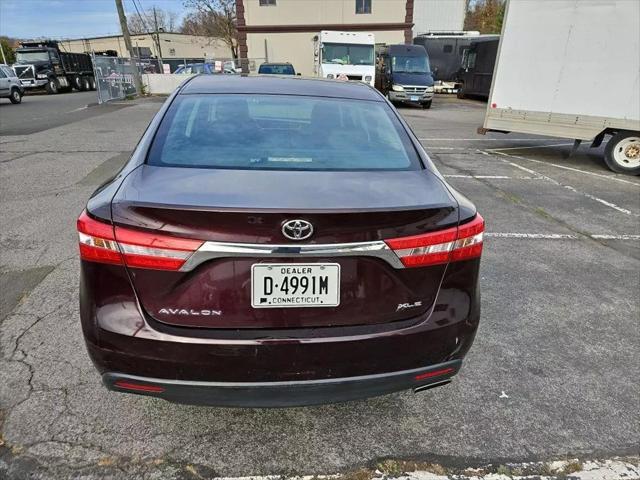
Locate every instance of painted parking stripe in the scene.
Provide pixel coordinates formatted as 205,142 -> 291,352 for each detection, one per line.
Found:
488,143 -> 574,151
486,233 -> 639,241
490,150 -> 640,187
591,234 -> 640,240
563,185 -> 635,215
478,151 -> 640,216
443,174 -> 547,180
486,233 -> 577,239
445,174 -> 511,179
419,138 -> 561,141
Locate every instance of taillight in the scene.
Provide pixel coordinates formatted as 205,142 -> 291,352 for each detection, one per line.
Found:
77,212 -> 123,265
77,211 -> 203,271
385,214 -> 484,268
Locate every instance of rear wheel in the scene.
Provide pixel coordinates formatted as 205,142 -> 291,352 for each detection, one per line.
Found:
89,76 -> 96,90
457,85 -> 466,99
82,77 -> 91,91
9,88 -> 22,104
604,131 -> 640,175
45,78 -> 59,94
73,75 -> 83,91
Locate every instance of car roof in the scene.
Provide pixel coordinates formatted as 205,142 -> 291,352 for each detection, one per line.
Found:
180,75 -> 383,101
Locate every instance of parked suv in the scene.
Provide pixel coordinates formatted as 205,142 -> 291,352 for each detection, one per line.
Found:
0,65 -> 24,104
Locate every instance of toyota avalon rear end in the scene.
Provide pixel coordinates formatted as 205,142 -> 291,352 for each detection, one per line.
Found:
78,75 -> 483,407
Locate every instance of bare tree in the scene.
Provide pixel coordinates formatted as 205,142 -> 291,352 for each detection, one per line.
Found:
128,6 -> 179,34
182,0 -> 237,59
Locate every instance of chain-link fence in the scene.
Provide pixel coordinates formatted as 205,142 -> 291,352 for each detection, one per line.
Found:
92,55 -> 139,103
92,55 -> 268,103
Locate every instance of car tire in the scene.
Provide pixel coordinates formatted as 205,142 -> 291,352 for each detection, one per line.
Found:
82,77 -> 91,91
89,77 -> 96,90
385,92 -> 396,106
604,131 -> 640,175
457,87 -> 466,99
73,75 -> 83,91
45,78 -> 59,94
422,100 -> 432,109
9,88 -> 22,104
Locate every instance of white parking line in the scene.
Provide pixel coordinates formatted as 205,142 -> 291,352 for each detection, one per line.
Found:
563,185 -> 635,215
488,142 -> 574,151
444,174 -> 546,180
486,233 -> 577,239
591,234 -> 640,240
445,174 -> 511,179
490,150 -> 640,187
478,150 -> 640,216
487,233 -> 639,241
419,138 -> 560,141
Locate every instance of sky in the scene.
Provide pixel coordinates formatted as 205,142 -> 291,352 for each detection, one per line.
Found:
0,0 -> 187,39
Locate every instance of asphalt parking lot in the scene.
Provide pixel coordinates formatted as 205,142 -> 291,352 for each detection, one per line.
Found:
0,93 -> 638,479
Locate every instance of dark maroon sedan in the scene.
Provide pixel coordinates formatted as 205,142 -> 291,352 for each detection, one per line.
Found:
78,75 -> 483,407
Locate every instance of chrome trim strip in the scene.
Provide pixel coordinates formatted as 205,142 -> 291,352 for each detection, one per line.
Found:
180,239 -> 404,271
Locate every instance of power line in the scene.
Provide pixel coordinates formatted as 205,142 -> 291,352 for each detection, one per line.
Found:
128,0 -> 152,35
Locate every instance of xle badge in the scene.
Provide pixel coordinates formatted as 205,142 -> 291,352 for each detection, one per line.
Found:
396,301 -> 422,312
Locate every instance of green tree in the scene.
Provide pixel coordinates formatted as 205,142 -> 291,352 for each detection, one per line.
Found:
0,37 -> 17,64
464,0 -> 506,34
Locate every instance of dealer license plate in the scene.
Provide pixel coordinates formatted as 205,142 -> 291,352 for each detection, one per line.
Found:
251,263 -> 340,308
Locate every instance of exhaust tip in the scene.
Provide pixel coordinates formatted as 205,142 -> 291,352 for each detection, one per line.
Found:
413,379 -> 451,394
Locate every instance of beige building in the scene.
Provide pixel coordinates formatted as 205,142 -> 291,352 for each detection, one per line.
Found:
59,32 -> 232,62
237,0 -> 414,75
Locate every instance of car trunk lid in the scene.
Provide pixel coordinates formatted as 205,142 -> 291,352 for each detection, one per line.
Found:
111,166 -> 459,329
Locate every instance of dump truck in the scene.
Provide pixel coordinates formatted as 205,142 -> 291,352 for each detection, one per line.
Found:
13,40 -> 95,94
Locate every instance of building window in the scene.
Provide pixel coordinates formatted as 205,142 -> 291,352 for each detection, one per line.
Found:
356,0 -> 371,14
259,0 -> 276,5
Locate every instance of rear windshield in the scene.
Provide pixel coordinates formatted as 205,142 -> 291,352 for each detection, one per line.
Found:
147,94 -> 421,171
259,64 -> 295,75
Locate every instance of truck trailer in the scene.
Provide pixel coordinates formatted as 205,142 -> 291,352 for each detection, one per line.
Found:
13,40 -> 95,94
413,31 -> 489,94
482,0 -> 640,175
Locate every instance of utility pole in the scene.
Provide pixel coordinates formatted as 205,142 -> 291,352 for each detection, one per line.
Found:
153,6 -> 164,72
0,42 -> 7,65
115,0 -> 143,95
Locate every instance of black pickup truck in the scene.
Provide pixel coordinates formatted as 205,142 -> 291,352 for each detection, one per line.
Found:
12,40 -> 95,94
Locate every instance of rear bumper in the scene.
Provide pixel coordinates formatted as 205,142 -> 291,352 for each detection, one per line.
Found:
20,79 -> 47,89
102,360 -> 461,407
80,259 -> 481,407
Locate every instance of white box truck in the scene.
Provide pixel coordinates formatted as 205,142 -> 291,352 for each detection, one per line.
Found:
313,31 -> 375,86
481,0 -> 640,175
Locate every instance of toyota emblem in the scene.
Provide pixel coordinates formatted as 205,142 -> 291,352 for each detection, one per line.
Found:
282,219 -> 313,241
